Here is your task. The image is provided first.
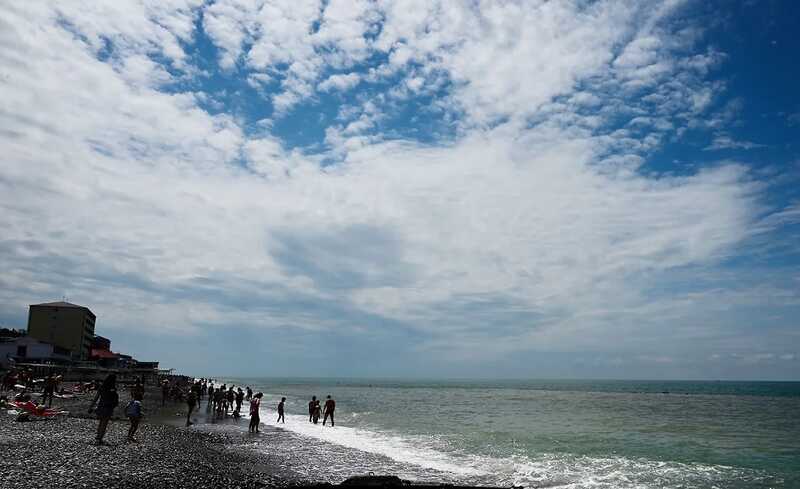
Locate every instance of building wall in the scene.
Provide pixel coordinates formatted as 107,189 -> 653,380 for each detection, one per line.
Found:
27,305 -> 96,360
0,337 -> 69,367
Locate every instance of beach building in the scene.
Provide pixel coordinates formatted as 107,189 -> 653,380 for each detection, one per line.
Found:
27,301 -> 96,360
92,335 -> 111,350
0,336 -> 72,368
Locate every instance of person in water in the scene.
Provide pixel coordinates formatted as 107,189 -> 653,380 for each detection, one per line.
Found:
277,397 -> 285,423
312,398 -> 321,424
89,374 -> 119,445
249,392 -> 263,433
323,395 -> 335,427
308,395 -> 316,423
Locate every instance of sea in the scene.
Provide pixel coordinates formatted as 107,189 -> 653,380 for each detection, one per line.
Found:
211,378 -> 800,488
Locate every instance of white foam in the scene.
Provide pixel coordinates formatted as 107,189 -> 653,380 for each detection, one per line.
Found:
258,410 -> 486,477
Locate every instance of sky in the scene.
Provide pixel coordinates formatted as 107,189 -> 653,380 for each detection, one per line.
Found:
0,0 -> 799,380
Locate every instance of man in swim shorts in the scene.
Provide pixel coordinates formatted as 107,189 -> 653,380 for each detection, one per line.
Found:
323,395 -> 335,427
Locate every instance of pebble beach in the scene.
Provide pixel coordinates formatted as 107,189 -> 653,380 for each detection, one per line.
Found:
0,385 -> 311,489
0,412 -> 297,489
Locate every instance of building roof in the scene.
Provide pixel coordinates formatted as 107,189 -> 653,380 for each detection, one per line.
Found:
32,301 -> 86,308
31,301 -> 95,316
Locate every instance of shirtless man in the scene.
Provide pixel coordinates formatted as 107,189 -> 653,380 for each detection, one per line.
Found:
323,395 -> 335,427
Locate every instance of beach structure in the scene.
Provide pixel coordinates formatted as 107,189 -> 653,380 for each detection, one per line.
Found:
0,300 -> 165,383
92,335 -> 111,350
0,336 -> 72,368
26,301 -> 96,360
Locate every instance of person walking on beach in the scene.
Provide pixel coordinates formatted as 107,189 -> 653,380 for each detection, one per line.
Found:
125,395 -> 143,442
186,389 -> 197,426
323,395 -> 335,427
207,383 -> 215,410
249,392 -> 263,433
308,395 -> 316,423
277,397 -> 285,423
89,374 -> 119,445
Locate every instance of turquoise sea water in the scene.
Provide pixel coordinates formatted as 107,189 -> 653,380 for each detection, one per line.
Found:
219,378 -> 800,488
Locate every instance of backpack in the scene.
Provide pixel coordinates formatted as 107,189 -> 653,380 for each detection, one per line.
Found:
125,400 -> 141,417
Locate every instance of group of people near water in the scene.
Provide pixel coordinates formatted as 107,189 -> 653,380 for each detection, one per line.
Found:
2,370 -> 338,444
84,374 -> 337,444
307,395 -> 336,426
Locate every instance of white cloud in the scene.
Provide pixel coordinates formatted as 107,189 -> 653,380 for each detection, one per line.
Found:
704,134 -> 766,151
319,73 -> 361,92
0,0 -> 797,372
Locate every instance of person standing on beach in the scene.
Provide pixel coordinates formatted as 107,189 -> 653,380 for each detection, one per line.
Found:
161,380 -> 170,406
323,395 -> 335,427
249,392 -> 263,433
42,374 -> 56,407
125,394 -> 143,442
226,386 -> 235,416
308,395 -> 316,423
89,374 -> 119,445
186,389 -> 197,426
132,379 -> 145,403
207,384 -> 215,410
246,386 -> 252,401
235,388 -> 244,415
192,380 -> 202,403
277,397 -> 285,423
215,387 -> 225,417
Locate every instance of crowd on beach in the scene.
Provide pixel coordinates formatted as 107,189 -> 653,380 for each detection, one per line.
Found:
2,369 -> 338,446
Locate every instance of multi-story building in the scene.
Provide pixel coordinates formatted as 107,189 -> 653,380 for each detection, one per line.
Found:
27,301 -> 96,360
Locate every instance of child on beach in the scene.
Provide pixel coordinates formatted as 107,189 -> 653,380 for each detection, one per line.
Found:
277,397 -> 285,423
125,397 -> 143,442
249,392 -> 263,433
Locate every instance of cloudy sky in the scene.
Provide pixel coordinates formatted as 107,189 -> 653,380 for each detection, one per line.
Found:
1,1 -> 798,380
